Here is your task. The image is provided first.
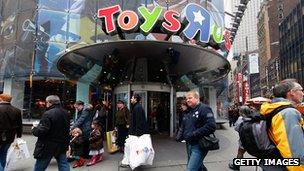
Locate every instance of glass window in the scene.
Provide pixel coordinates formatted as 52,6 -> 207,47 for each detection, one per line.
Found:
23,80 -> 76,119
1,0 -> 19,18
37,10 -> 68,43
16,11 -> 36,50
34,41 -> 66,76
68,13 -> 96,44
0,13 -> 17,45
38,0 -> 69,12
14,46 -> 33,76
69,0 -> 97,15
20,0 -> 36,12
1,45 -> 15,77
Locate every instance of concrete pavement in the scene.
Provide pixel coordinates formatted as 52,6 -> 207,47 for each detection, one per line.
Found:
6,124 -> 261,171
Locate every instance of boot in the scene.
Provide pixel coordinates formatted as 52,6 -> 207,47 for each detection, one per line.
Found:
73,157 -> 85,168
95,154 -> 103,163
228,163 -> 240,170
87,156 -> 97,166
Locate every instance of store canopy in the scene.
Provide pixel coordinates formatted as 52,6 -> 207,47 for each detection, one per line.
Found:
57,40 -> 230,86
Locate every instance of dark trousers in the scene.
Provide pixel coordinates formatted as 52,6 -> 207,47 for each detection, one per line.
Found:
0,143 -> 11,171
82,139 -> 90,159
116,124 -> 128,149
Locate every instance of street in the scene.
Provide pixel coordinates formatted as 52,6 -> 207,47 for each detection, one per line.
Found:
6,124 -> 261,171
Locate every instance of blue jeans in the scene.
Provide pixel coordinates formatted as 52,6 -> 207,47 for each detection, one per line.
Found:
33,153 -> 70,171
187,143 -> 208,171
0,143 -> 11,171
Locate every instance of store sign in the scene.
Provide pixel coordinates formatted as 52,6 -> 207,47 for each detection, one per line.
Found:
97,3 -> 230,48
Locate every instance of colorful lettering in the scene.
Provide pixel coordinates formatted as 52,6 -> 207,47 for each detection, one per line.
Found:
211,24 -> 223,44
182,3 -> 211,43
162,10 -> 181,34
98,5 -> 121,34
117,10 -> 139,32
138,6 -> 162,34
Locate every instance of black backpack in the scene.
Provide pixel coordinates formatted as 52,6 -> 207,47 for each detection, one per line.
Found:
238,105 -> 293,159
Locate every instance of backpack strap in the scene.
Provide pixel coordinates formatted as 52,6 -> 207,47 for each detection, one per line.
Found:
264,105 -> 294,128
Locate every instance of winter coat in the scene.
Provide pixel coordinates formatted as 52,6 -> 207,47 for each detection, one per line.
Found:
115,107 -> 130,126
72,108 -> 93,139
32,104 -> 70,159
0,103 -> 22,144
181,102 -> 216,145
70,136 -> 84,156
260,98 -> 304,171
89,129 -> 103,150
128,102 -> 149,136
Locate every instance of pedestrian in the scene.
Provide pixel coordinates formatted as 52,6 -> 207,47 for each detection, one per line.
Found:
178,90 -> 216,171
228,106 -> 234,127
0,93 -> 22,171
228,105 -> 253,171
176,99 -> 188,143
69,128 -> 85,168
87,120 -> 104,166
120,93 -> 149,168
32,95 -> 70,171
114,100 -> 130,152
260,78 -> 304,171
72,101 -> 93,159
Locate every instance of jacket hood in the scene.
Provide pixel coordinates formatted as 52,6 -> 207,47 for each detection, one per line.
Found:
260,99 -> 292,116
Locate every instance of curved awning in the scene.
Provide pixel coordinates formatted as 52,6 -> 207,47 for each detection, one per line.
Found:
57,40 -> 230,85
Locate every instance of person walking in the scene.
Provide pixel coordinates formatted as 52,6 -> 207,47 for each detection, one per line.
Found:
32,95 -> 70,171
128,94 -> 149,136
120,94 -> 149,168
68,128 -> 85,168
114,100 -> 130,152
179,90 -> 216,171
0,93 -> 22,171
72,101 -> 93,158
260,79 -> 304,171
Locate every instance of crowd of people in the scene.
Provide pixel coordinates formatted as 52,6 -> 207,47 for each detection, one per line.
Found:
1,78 -> 304,171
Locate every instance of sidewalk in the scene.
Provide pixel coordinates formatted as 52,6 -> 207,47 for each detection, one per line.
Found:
6,124 -> 261,171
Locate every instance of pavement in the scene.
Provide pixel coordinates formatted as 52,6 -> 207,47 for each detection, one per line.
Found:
6,123 -> 262,171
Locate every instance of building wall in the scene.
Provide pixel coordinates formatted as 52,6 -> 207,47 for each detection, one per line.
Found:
258,0 -> 298,96
233,0 -> 263,54
279,1 -> 304,86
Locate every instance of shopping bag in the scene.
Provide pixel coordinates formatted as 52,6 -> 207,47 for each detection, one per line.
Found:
106,130 -> 119,153
121,135 -> 136,165
5,138 -> 30,169
129,134 -> 155,170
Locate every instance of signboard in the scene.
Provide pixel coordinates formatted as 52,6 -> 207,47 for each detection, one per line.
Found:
97,3 -> 231,51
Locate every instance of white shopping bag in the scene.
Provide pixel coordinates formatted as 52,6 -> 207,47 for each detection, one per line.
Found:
5,138 -> 30,169
129,134 -> 155,170
121,135 -> 136,165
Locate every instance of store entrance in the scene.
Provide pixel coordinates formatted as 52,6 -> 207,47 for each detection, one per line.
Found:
147,92 -> 170,135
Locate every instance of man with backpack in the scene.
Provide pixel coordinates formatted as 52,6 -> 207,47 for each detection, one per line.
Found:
259,79 -> 304,171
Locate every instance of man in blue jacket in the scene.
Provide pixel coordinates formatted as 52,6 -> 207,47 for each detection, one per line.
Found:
182,90 -> 216,171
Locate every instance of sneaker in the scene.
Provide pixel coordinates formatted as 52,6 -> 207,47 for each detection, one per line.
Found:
228,163 -> 240,170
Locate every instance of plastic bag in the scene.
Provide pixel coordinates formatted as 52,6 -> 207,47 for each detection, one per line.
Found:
5,138 -> 30,169
122,134 -> 155,170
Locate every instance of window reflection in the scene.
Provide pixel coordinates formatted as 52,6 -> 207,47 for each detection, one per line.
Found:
70,0 -> 97,15
68,13 -> 95,43
38,0 -> 69,11
35,41 -> 66,75
37,10 -> 68,43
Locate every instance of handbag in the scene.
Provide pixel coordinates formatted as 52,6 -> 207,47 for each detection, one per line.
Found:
198,133 -> 219,151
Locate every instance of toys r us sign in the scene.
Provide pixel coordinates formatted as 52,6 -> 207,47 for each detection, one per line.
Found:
97,3 -> 231,51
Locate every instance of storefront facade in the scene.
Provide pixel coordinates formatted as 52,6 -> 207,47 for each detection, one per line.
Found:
0,0 -> 230,136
